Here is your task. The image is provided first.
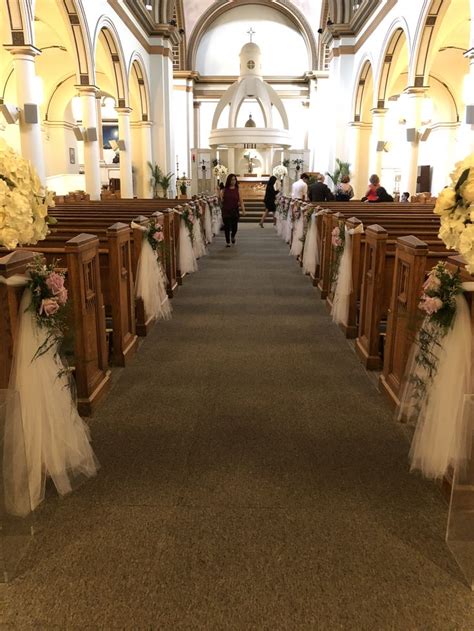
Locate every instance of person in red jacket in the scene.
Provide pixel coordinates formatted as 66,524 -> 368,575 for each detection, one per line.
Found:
362,174 -> 380,202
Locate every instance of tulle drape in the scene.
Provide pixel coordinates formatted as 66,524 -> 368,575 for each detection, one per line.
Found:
302,212 -> 317,276
290,213 -> 304,258
2,283 -> 99,516
331,224 -> 364,326
203,201 -> 213,244
398,285 -> 473,479
134,233 -> 172,321
192,218 -> 207,258
211,203 -> 223,236
179,217 -> 198,274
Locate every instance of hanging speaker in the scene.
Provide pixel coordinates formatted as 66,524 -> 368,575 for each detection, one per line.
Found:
466,105 -> 474,125
73,126 -> 84,141
84,127 -> 97,142
117,139 -> 126,151
24,103 -> 38,124
406,128 -> 417,142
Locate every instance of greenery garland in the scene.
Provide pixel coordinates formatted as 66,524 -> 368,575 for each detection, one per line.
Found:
330,221 -> 346,286
181,206 -> 195,244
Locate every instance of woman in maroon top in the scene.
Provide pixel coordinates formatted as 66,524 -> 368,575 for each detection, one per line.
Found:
220,174 -> 246,247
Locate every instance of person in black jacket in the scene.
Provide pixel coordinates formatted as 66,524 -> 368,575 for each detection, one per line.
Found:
259,175 -> 278,227
308,174 -> 334,202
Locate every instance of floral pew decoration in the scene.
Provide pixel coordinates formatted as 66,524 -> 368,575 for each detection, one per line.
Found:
199,197 -> 214,244
302,205 -> 324,277
131,217 -> 172,322
178,204 -> 198,275
210,196 -> 223,237
397,263 -> 470,479
0,142 -> 98,516
398,153 -> 474,480
289,200 -> 305,258
330,219 -> 364,327
190,201 -> 208,259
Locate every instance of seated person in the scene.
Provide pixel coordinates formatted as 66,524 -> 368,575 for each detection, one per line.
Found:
370,186 -> 394,203
361,174 -> 380,202
308,174 -> 334,202
334,175 -> 354,202
400,191 -> 410,203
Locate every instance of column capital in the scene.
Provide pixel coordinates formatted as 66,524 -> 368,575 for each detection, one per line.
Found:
115,107 -> 133,116
131,120 -> 153,129
75,84 -> 100,97
370,108 -> 388,116
3,44 -> 41,58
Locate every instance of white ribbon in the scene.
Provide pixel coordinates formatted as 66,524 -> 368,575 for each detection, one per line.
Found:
331,223 -> 364,327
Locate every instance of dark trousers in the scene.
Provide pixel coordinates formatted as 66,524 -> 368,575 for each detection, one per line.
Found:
223,216 -> 239,243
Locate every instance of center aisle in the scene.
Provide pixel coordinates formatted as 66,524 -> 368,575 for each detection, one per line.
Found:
4,225 -> 472,628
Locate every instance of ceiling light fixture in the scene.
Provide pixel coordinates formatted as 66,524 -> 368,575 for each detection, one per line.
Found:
145,2 -> 152,10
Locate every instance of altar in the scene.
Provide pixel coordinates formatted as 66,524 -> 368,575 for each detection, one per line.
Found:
238,176 -> 268,200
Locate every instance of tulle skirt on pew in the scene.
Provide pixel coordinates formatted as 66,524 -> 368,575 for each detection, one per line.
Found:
398,293 -> 472,479
135,239 -> 172,321
290,215 -> 304,257
302,213 -> 317,275
275,211 -> 283,236
193,220 -> 207,259
283,213 -> 292,243
212,208 -> 223,236
204,203 -> 213,244
4,290 -> 99,516
179,220 -> 198,274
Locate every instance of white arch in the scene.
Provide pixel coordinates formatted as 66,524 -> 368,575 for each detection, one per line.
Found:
92,15 -> 129,107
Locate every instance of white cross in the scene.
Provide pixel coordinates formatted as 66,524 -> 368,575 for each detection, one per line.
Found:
247,27 -> 256,43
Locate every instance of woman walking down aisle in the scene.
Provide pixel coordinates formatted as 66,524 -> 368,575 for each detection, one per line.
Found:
221,174 -> 246,247
259,175 -> 278,228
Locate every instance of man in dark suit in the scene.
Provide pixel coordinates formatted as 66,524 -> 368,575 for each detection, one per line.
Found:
308,174 -> 334,202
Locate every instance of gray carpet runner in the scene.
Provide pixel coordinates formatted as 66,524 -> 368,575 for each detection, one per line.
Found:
2,225 -> 472,629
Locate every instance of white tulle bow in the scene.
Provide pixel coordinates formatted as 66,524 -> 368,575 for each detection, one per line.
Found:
331,223 -> 364,326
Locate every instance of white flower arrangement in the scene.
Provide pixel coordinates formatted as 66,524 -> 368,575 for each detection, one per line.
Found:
213,164 -> 228,180
435,153 -> 474,272
0,140 -> 55,250
273,165 -> 288,179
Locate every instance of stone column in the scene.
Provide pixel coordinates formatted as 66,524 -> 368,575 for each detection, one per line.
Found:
401,87 -> 427,194
193,101 -> 201,149
96,92 -> 105,161
4,45 -> 45,183
348,121 -> 372,198
150,43 -> 175,195
115,107 -> 133,198
368,108 -> 388,179
131,121 -> 153,198
77,85 -> 101,200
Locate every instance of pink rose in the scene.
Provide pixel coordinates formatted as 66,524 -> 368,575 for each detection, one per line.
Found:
419,294 -> 443,315
45,272 -> 65,295
56,287 -> 68,306
153,230 -> 164,242
40,298 -> 60,316
189,215 -> 195,223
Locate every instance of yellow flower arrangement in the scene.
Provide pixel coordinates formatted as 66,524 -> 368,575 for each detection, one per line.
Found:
435,153 -> 474,272
0,140 -> 55,250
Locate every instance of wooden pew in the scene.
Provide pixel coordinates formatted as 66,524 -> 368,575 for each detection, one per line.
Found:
14,222 -> 139,364
355,227 -> 449,370
379,236 -> 456,406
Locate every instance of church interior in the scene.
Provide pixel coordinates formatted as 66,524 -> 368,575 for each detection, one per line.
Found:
1,0 -> 474,628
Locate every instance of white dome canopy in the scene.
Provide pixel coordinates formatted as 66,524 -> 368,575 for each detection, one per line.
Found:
211,41 -> 289,137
